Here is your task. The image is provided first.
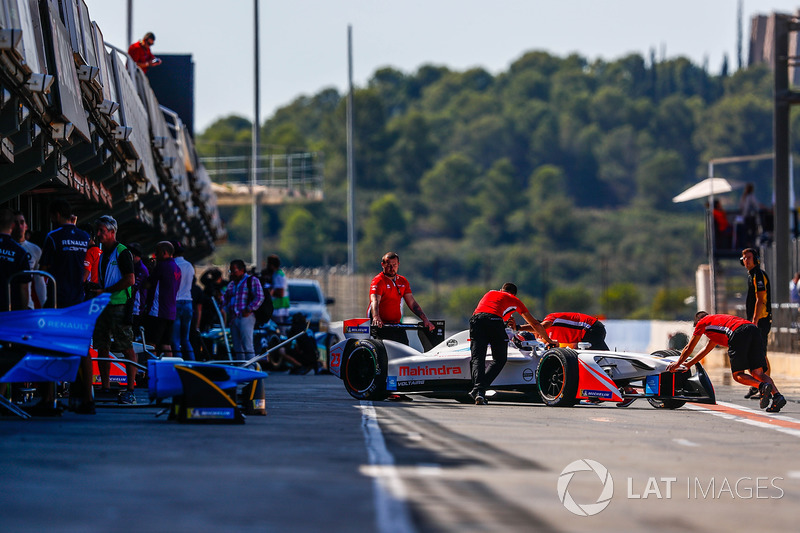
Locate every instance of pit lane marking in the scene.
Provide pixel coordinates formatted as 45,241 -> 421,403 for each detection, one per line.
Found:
358,401 -> 416,533
685,401 -> 800,439
672,438 -> 700,447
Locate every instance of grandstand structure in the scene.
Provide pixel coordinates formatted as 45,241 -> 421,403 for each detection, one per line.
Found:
0,0 -> 224,260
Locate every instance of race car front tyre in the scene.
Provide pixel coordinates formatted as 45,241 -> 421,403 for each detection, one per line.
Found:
536,348 -> 579,407
648,349 -> 686,409
341,339 -> 389,401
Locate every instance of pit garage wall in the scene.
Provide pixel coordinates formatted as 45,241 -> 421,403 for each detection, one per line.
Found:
0,0 -> 225,259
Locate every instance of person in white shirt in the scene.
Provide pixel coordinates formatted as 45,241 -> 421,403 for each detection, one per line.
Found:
790,272 -> 800,305
12,211 -> 44,308
171,241 -> 196,360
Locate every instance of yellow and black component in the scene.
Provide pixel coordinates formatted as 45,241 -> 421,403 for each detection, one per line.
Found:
173,365 -> 245,424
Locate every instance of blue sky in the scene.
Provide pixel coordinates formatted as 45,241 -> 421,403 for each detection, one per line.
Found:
82,1 -> 800,133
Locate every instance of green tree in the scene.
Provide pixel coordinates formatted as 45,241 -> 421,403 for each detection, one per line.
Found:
465,158 -> 519,246
279,207 -> 323,266
419,153 -> 480,238
635,149 -> 687,207
359,193 -> 409,261
525,165 -> 577,247
593,125 -> 640,205
545,286 -> 595,314
651,287 -> 694,320
384,112 -> 437,191
445,286 -> 488,327
604,282 -> 641,318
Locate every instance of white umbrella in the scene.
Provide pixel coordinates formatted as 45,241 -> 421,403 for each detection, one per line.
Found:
672,177 -> 741,203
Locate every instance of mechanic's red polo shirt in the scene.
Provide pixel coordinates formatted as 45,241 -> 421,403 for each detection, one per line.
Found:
543,312 -> 597,344
693,314 -> 751,347
369,272 -> 410,323
473,290 -> 528,321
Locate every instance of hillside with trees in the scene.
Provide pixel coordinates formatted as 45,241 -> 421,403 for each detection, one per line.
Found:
196,50 -> 788,324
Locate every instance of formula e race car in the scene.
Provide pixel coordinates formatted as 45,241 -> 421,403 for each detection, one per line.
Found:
328,319 -> 716,408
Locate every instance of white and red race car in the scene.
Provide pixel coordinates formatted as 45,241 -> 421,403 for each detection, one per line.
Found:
328,319 -> 716,408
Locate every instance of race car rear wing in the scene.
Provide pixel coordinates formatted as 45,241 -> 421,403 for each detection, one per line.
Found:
343,318 -> 446,352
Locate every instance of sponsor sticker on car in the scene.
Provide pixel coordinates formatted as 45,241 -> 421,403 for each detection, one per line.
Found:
580,389 -> 613,400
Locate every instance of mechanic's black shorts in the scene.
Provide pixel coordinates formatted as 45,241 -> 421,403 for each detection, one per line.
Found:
728,324 -> 767,373
144,316 -> 175,347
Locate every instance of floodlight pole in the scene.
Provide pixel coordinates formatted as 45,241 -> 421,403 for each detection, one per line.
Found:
126,0 -> 132,48
707,161 -> 716,313
774,15 -> 793,305
346,25 -> 356,275
251,0 -> 262,269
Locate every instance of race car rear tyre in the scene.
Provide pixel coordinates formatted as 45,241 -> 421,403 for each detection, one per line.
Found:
536,348 -> 579,407
342,339 -> 389,401
648,349 -> 686,409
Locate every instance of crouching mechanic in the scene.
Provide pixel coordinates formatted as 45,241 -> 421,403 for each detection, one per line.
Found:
470,283 -> 556,405
666,311 -> 786,413
539,312 -> 609,350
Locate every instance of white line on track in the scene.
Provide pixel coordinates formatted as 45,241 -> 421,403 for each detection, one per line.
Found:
359,401 -> 416,533
685,401 -> 800,439
672,438 -> 700,447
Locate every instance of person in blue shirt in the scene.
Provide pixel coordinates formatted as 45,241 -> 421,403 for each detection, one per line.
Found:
40,200 -> 90,308
0,208 -> 30,312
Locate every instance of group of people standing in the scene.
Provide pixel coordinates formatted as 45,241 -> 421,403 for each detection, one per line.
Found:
0,200 -> 205,413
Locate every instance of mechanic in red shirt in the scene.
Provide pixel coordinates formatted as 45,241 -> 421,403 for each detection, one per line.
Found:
369,251 -> 434,345
667,311 -> 786,413
128,32 -> 161,74
540,312 -> 609,350
469,283 -> 555,405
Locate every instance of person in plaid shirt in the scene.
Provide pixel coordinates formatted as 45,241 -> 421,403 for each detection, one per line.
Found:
223,259 -> 264,360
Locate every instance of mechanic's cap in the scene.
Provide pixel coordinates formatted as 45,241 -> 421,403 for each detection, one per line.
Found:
95,215 -> 117,233
170,240 -> 184,255
127,242 -> 143,257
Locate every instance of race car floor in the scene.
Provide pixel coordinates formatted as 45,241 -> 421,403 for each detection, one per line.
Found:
1,369 -> 799,532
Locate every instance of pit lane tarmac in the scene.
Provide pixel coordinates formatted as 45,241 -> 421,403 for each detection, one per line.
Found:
1,371 -> 799,532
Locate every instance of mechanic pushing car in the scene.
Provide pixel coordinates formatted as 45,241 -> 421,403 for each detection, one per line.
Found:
666,311 -> 787,413
369,251 -> 434,345
470,283 -> 556,405
539,312 -> 610,350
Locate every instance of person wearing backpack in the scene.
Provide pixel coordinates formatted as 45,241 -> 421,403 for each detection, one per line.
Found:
223,259 -> 264,361
284,313 -> 320,374
250,270 -> 273,326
